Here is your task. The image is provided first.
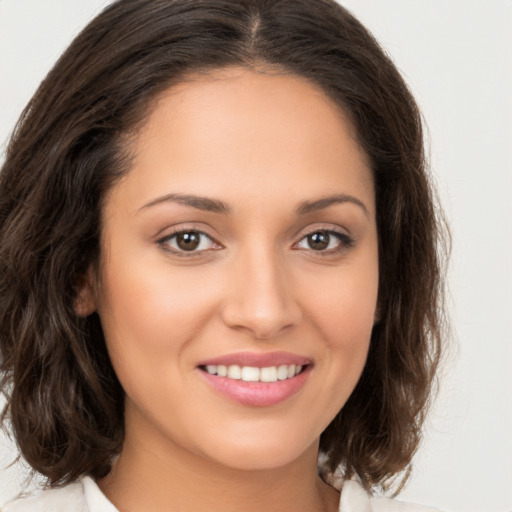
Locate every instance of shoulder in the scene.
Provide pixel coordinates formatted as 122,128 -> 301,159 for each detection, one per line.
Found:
1,480 -> 85,512
1,476 -> 117,512
340,479 -> 445,512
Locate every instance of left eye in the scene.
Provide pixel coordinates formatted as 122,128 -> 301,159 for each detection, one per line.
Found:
160,230 -> 218,253
296,230 -> 351,252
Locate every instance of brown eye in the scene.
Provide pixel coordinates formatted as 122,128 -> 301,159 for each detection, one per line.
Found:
159,230 -> 219,254
295,229 -> 354,253
307,231 -> 330,250
176,231 -> 201,251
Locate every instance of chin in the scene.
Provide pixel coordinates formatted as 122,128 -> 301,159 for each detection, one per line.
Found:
195,428 -> 319,472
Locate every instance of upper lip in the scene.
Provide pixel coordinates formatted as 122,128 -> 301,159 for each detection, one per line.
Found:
197,351 -> 313,368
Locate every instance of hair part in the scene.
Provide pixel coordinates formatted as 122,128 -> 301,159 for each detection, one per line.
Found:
0,0 -> 448,492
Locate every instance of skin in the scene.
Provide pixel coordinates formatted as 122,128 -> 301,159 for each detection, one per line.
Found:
81,67 -> 379,512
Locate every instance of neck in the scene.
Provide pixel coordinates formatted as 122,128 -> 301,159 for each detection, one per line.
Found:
98,410 -> 338,512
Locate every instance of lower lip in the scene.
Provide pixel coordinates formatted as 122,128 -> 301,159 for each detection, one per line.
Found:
198,367 -> 311,407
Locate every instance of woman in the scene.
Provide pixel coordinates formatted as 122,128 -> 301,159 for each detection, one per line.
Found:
0,0 -> 447,510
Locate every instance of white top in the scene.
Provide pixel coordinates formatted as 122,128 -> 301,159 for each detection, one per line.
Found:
1,476 -> 443,512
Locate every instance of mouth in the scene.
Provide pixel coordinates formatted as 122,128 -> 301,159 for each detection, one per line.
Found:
196,352 -> 312,407
199,363 -> 305,382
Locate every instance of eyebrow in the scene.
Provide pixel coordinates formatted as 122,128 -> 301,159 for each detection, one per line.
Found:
139,193 -> 232,214
139,192 -> 369,217
296,194 -> 369,217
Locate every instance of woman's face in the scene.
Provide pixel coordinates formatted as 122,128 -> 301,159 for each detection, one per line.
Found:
89,67 -> 379,471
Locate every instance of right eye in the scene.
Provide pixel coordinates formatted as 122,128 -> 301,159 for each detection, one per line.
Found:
158,229 -> 221,255
294,229 -> 354,253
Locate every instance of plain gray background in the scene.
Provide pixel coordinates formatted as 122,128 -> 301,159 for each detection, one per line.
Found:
1,1 -> 511,511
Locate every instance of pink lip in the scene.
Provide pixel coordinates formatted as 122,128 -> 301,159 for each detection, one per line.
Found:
196,351 -> 313,407
197,351 -> 312,368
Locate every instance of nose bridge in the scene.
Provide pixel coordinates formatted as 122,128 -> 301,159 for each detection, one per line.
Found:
221,240 -> 300,339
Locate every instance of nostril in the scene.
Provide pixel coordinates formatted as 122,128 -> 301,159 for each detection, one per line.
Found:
221,302 -> 302,340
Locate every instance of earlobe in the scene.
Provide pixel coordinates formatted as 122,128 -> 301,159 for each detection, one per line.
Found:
74,266 -> 97,317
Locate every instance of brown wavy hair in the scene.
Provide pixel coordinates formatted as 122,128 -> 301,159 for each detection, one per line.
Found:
0,0 -> 448,492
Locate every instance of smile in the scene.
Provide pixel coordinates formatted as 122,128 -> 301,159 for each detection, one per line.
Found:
202,364 -> 303,382
197,352 -> 312,407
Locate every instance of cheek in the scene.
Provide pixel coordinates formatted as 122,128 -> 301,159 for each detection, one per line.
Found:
96,264 -> 214,431
312,294 -> 376,422
96,255 -> 221,393
304,255 -> 378,387
99,256 -> 210,337
308,260 -> 378,343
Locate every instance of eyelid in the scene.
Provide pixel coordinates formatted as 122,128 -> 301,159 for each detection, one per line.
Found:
154,223 -> 355,258
156,225 -> 223,256
293,223 -> 352,240
293,225 -> 355,254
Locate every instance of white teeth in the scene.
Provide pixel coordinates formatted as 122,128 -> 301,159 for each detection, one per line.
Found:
277,365 -> 289,380
260,366 -> 278,382
227,365 -> 242,379
203,364 -> 304,382
241,366 -> 260,382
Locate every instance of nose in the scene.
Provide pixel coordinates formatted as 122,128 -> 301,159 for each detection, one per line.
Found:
220,248 -> 302,340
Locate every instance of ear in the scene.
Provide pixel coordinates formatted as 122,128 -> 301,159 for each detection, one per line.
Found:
74,265 -> 97,317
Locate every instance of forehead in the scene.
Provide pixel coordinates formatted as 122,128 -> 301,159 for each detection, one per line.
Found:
108,67 -> 374,216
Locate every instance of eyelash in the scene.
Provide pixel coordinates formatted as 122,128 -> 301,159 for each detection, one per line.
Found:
157,228 -> 220,257
156,227 -> 354,257
294,229 -> 354,255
